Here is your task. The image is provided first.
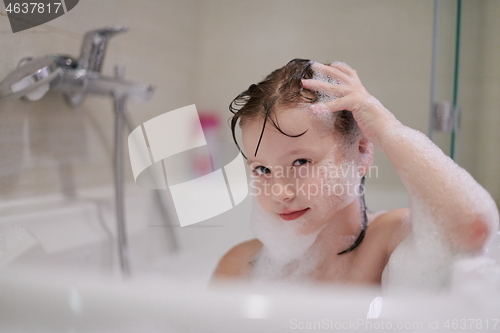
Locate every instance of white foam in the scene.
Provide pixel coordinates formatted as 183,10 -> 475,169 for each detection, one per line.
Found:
248,196 -> 324,284
380,125 -> 499,293
249,197 -> 321,263
310,61 -> 345,105
329,61 -> 353,69
451,256 -> 500,296
315,146 -> 362,211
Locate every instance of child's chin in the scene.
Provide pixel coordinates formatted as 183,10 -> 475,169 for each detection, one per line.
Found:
296,220 -> 327,236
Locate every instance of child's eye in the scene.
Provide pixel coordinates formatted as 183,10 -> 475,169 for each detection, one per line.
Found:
253,166 -> 271,176
293,159 -> 310,166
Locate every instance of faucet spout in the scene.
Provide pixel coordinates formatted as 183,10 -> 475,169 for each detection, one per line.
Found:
78,26 -> 128,72
0,56 -> 60,102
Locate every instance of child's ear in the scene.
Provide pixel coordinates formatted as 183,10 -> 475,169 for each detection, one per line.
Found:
358,136 -> 374,169
358,136 -> 370,154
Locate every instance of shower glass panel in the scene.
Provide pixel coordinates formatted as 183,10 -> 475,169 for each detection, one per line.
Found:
432,0 -> 500,206
429,0 -> 460,158
454,0 -> 477,173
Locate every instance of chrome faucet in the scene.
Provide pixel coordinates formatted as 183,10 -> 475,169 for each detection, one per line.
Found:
0,25 -> 154,106
0,27 -> 167,278
78,26 -> 128,72
0,56 -> 60,101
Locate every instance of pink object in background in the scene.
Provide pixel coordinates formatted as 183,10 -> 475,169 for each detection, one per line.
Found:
193,112 -> 220,177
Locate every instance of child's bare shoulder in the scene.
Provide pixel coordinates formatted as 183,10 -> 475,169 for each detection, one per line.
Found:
369,208 -> 410,229
366,208 -> 411,255
348,209 -> 411,283
212,238 -> 263,280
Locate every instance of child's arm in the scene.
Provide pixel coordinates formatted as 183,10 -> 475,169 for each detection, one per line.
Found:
210,239 -> 262,282
302,62 -> 499,252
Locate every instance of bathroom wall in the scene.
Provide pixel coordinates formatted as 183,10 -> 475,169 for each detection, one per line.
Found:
0,0 -> 200,200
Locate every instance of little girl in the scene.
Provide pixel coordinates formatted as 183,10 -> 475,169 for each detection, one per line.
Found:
211,59 -> 498,291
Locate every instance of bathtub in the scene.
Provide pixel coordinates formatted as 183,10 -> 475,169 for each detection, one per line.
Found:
0,184 -> 499,332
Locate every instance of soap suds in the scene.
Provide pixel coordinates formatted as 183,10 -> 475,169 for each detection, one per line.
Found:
380,125 -> 499,293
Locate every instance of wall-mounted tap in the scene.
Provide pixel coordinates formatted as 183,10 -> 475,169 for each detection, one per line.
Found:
58,25 -> 152,107
0,26 -> 154,107
0,56 -> 60,102
0,27 -> 160,278
78,26 -> 128,73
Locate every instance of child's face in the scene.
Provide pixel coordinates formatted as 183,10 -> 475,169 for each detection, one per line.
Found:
242,107 -> 367,235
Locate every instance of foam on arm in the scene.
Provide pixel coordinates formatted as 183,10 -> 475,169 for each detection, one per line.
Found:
378,121 -> 499,253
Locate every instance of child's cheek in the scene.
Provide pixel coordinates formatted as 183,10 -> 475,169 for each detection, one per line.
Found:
309,159 -> 359,214
249,177 -> 269,203
253,185 -> 274,215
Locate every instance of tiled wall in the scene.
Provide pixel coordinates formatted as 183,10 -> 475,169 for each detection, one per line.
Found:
0,0 -> 200,200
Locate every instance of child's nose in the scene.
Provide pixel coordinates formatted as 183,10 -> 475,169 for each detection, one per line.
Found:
271,178 -> 296,202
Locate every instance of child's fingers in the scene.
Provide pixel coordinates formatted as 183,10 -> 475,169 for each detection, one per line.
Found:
323,95 -> 356,113
311,62 -> 353,85
301,79 -> 351,96
328,61 -> 358,80
310,98 -> 350,115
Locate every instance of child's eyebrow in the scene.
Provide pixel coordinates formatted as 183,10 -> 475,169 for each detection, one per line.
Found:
283,148 -> 311,157
246,148 -> 313,165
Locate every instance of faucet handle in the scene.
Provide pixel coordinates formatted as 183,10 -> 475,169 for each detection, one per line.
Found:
78,26 -> 128,73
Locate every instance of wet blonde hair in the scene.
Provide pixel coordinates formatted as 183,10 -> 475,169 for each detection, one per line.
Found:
228,58 -> 360,159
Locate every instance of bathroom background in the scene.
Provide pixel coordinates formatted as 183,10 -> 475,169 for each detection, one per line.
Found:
0,0 -> 499,264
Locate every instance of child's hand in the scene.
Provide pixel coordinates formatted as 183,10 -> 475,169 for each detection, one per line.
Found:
301,62 -> 399,144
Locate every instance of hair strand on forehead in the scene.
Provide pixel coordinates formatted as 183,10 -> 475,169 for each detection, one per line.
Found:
229,58 -> 360,158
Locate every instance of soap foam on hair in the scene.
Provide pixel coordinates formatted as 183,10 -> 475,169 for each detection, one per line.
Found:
310,62 -> 344,105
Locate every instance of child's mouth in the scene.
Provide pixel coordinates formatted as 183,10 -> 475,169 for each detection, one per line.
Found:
279,208 -> 310,221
